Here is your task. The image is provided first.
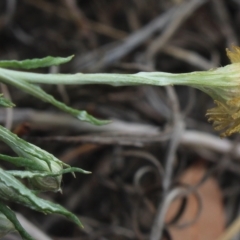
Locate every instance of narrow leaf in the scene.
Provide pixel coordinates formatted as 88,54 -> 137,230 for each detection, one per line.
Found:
0,169 -> 83,227
0,56 -> 74,69
6,170 -> 64,179
7,168 -> 91,179
0,154 -> 45,172
0,202 -> 34,240
0,125 -> 69,171
0,211 -> 15,238
0,94 -> 15,108
0,73 -> 109,125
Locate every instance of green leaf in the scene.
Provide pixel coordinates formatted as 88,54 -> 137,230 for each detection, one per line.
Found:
0,169 -> 83,228
0,56 -> 74,69
0,211 -> 15,238
0,125 -> 69,171
0,154 -> 45,172
7,167 -> 91,179
0,127 -> 90,192
0,94 -> 15,108
0,72 -> 109,125
6,170 -> 63,178
0,202 -> 34,240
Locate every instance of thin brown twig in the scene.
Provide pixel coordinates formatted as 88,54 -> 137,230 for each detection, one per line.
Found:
122,150 -> 164,176
212,0 -> 238,46
146,0 -> 208,65
72,3 -> 182,71
150,86 -> 184,240
0,0 -> 16,30
162,44 -> 216,70
24,0 -> 127,39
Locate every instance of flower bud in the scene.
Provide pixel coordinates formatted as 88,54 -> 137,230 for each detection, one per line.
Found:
29,159 -> 62,192
0,126 -> 66,192
11,148 -> 63,192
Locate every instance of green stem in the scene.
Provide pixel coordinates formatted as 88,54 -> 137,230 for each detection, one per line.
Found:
0,70 -> 108,125
0,64 -> 238,87
0,202 -> 34,240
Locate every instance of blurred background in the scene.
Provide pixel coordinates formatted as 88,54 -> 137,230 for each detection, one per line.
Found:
1,0 -> 240,239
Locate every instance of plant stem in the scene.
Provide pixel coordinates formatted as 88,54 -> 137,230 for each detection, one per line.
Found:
0,65 -> 238,87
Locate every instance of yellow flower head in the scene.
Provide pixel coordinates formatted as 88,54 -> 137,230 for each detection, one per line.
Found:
206,46 -> 240,137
